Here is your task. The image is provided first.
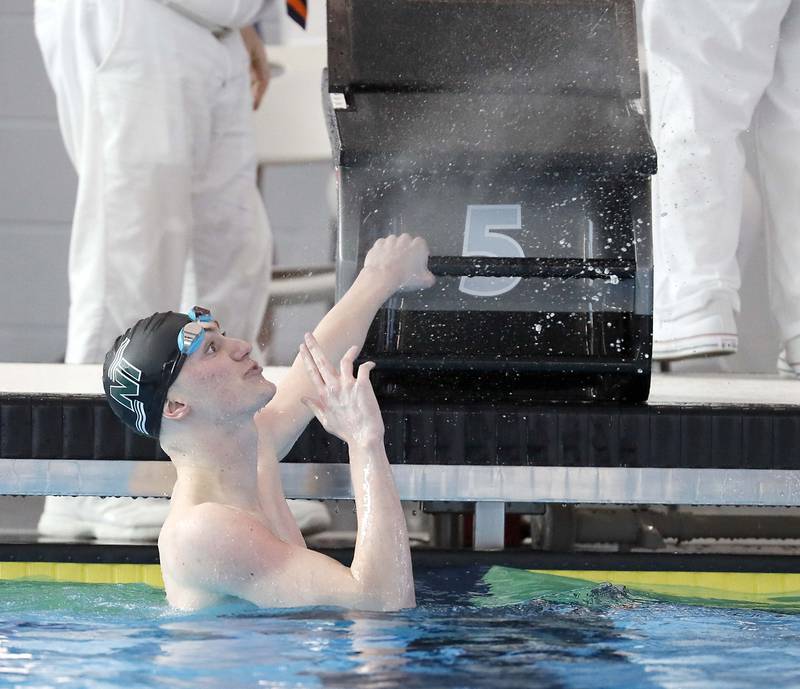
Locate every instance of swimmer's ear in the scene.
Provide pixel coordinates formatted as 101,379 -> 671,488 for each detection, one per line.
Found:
163,398 -> 189,421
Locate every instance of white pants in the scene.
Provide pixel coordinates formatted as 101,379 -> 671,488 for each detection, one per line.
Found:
35,0 -> 272,364
643,0 -> 800,345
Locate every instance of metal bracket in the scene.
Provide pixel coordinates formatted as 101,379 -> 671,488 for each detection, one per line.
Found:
473,501 -> 505,551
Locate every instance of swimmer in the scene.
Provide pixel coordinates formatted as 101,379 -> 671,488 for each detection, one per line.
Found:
102,234 -> 435,611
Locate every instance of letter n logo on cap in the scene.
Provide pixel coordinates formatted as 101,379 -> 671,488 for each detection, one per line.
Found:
108,337 -> 141,410
108,338 -> 149,435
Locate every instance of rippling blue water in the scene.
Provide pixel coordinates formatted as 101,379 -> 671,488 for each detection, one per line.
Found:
2,566 -> 800,689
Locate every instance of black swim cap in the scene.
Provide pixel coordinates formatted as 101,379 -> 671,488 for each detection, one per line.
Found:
102,311 -> 192,439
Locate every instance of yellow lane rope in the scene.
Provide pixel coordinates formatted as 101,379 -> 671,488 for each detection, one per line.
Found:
532,569 -> 800,602
0,562 -> 164,588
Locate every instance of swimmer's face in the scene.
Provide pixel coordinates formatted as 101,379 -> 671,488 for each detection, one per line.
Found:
168,322 -> 276,421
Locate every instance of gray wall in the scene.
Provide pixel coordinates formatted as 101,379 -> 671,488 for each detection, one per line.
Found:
261,163 -> 334,364
0,1 -> 73,362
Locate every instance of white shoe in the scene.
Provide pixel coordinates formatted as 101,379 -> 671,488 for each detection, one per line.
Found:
287,500 -> 331,536
778,336 -> 800,379
39,497 -> 332,541
37,496 -> 170,541
652,299 -> 738,361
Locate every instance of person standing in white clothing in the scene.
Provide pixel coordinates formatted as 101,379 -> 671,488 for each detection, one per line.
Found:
34,0 -> 329,538
643,0 -> 800,377
35,0 -> 273,362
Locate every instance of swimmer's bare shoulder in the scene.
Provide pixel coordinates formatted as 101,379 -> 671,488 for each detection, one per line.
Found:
158,506 -> 226,610
158,501 -> 385,611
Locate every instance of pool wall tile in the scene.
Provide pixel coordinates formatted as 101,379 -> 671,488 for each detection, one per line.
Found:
2,393 -> 799,470
32,400 -> 61,459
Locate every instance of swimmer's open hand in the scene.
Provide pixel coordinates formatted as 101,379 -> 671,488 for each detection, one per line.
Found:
299,333 -> 384,446
363,234 -> 436,293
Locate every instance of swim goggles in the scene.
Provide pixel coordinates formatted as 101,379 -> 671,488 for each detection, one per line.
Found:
177,306 -> 214,356
158,306 -> 215,396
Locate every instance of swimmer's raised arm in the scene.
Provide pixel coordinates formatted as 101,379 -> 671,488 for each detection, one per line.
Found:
259,234 -> 435,459
164,339 -> 415,611
297,335 -> 414,609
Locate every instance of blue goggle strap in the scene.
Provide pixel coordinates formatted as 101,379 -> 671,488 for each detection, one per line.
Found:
188,307 -> 213,323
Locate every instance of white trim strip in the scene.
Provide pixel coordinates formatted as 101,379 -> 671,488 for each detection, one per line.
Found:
2,461 -> 800,507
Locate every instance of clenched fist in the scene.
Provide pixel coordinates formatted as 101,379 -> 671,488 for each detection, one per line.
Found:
363,234 -> 436,293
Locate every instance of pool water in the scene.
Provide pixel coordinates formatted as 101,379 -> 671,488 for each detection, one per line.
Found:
2,566 -> 800,689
